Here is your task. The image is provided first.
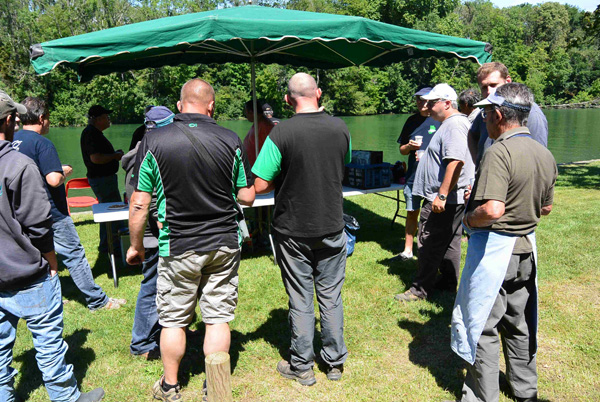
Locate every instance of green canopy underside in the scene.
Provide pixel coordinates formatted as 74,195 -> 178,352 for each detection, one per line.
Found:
31,6 -> 492,81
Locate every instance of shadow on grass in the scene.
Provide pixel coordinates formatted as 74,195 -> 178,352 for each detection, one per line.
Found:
175,308 -> 290,386
557,164 -> 600,189
398,293 -> 549,401
89,250 -> 139,282
343,197 -> 406,255
14,329 -> 94,400
397,293 -> 465,399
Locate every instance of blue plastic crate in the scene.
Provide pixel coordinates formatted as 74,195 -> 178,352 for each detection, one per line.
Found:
344,163 -> 392,189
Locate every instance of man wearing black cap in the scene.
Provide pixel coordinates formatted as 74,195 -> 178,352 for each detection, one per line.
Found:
0,91 -> 105,402
395,87 -> 440,261
80,105 -> 124,252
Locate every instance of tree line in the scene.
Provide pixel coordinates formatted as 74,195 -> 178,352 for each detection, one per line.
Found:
1,0 -> 599,126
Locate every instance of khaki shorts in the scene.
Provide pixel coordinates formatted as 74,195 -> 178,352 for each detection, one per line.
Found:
156,247 -> 240,327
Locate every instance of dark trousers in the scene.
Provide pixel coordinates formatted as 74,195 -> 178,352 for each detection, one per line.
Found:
272,230 -> 348,371
130,247 -> 161,355
88,174 -> 123,252
410,201 -> 464,298
462,253 -> 538,402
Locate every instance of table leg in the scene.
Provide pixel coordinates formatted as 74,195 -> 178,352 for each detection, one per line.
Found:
105,221 -> 119,288
391,190 -> 400,228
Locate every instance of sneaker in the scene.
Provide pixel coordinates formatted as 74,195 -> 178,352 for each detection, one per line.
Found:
326,365 -> 343,381
152,376 -> 182,401
101,298 -> 127,310
276,360 -> 316,386
394,290 -> 423,302
393,250 -> 414,261
76,388 -> 105,402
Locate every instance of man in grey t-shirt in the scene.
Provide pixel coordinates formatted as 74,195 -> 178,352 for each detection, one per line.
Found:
395,83 -> 474,302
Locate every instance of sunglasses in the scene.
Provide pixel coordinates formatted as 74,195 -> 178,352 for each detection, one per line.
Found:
426,99 -> 443,107
481,107 -> 497,119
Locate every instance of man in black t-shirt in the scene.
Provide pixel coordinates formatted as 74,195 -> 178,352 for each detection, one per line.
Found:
127,79 -> 255,401
395,87 -> 440,261
253,73 -> 351,386
80,105 -> 124,252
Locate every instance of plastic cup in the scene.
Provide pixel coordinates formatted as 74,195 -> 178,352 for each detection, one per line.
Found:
414,135 -> 423,146
416,150 -> 425,160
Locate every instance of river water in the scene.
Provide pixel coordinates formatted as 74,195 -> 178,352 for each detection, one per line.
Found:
45,109 -> 600,196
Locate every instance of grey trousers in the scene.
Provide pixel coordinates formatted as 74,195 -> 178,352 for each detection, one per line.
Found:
462,253 -> 538,402
273,230 -> 348,371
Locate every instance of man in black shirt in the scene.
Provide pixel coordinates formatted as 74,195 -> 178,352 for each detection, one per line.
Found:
396,87 -> 440,261
80,105 -> 124,252
253,73 -> 351,386
127,79 -> 254,401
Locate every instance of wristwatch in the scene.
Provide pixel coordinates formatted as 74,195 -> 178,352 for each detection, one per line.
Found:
438,194 -> 447,201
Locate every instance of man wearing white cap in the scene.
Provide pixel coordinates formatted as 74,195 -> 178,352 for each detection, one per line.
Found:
395,83 -> 474,302
450,83 -> 556,402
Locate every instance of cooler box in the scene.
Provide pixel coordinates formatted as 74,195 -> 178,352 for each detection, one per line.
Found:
344,163 -> 392,189
351,150 -> 383,165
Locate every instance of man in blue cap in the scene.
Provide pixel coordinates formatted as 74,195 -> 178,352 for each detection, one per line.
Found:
395,86 -> 441,261
122,106 -> 175,359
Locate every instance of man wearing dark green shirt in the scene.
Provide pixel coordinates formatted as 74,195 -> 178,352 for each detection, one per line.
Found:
452,83 -> 557,402
253,73 -> 351,386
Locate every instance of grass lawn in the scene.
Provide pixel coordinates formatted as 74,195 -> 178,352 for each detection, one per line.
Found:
11,161 -> 600,402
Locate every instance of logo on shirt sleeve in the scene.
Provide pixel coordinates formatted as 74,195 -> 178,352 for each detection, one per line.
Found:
11,140 -> 22,151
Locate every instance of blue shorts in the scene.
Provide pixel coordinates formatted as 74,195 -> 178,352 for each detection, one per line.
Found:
403,185 -> 423,212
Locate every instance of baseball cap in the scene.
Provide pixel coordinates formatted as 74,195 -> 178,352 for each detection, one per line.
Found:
262,103 -> 273,113
87,105 -> 113,118
474,92 -> 531,112
414,87 -> 433,97
420,83 -> 458,101
0,91 -> 27,120
145,106 -> 175,128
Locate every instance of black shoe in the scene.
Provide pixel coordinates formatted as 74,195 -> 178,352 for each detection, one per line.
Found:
326,364 -> 343,381
276,360 -> 316,386
76,388 -> 105,402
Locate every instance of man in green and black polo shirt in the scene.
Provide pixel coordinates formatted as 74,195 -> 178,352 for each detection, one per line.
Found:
126,79 -> 255,401
253,73 -> 351,386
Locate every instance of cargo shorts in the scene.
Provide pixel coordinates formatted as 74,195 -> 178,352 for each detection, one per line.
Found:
156,247 -> 240,327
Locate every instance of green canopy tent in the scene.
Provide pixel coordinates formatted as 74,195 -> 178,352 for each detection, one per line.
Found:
30,5 -> 492,155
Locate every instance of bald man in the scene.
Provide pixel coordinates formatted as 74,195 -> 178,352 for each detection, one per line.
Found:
127,78 -> 255,401
253,73 -> 351,385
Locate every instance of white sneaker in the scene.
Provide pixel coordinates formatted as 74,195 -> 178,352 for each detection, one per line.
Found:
395,250 -> 413,261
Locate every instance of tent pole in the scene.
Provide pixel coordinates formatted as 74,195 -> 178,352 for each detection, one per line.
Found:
251,55 -> 259,161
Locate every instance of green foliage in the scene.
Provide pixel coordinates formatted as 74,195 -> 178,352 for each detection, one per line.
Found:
0,0 -> 598,125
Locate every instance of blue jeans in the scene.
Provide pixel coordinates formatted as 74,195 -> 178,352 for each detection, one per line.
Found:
88,174 -> 123,252
130,247 -> 161,355
0,274 -> 81,402
53,216 -> 109,310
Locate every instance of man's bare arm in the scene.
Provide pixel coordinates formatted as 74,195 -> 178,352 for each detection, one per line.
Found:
464,199 -> 506,228
237,185 -> 256,206
432,159 -> 464,213
254,177 -> 275,194
126,190 -> 152,265
45,172 -> 65,188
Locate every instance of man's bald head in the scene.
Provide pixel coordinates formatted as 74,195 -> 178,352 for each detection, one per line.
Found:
178,79 -> 216,116
180,79 -> 215,105
287,73 -> 318,100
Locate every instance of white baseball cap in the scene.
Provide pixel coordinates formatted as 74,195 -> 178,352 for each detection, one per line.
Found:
420,83 -> 458,101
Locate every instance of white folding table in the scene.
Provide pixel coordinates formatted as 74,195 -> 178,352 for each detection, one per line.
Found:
91,183 -> 405,287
